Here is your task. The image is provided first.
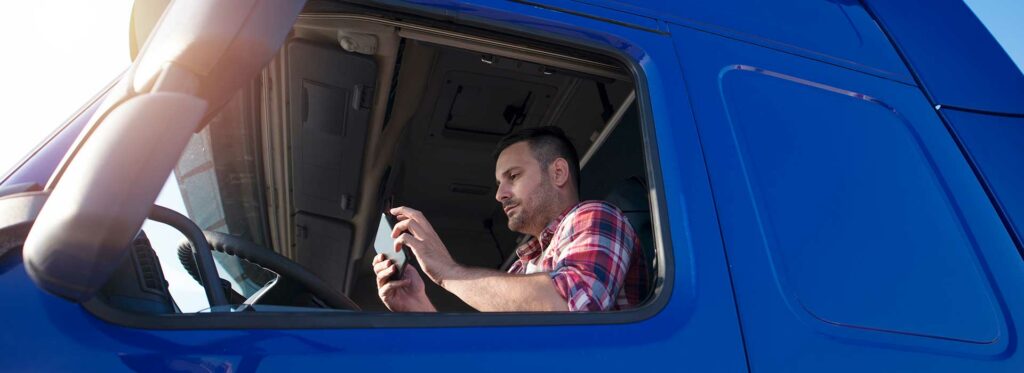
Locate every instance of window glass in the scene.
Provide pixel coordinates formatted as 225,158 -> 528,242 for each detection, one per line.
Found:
144,175 -> 208,312
144,152 -> 275,311
141,91 -> 274,312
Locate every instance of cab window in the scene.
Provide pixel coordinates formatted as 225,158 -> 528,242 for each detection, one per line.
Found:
92,13 -> 666,325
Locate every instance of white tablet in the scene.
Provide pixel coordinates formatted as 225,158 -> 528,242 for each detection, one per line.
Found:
373,213 -> 407,279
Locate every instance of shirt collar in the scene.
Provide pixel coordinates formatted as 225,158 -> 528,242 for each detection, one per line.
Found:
514,202 -> 579,261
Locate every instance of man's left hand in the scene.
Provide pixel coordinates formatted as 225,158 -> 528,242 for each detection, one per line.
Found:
389,206 -> 458,285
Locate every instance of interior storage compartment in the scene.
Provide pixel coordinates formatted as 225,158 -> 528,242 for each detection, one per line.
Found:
288,40 -> 376,221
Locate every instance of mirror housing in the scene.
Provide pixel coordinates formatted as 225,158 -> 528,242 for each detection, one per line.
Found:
24,0 -> 306,302
23,93 -> 207,301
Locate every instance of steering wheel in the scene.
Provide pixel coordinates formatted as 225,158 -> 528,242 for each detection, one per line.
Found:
177,231 -> 360,310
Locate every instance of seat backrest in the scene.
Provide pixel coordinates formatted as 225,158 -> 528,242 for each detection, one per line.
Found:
603,176 -> 656,303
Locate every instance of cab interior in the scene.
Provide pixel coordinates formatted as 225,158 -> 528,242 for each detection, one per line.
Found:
97,12 -> 657,314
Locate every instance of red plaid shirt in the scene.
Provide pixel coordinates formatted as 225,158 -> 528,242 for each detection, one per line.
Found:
508,200 -> 648,311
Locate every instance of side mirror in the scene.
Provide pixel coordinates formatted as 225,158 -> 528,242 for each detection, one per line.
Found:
23,93 -> 208,301
24,0 -> 307,302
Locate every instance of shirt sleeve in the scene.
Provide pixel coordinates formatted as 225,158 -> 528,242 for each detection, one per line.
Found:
548,203 -> 636,311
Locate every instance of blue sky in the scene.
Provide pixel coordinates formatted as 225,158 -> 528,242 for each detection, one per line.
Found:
965,0 -> 1024,75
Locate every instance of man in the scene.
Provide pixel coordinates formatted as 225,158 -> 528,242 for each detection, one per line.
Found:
372,126 -> 647,312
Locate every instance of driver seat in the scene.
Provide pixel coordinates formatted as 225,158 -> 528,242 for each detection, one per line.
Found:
603,176 -> 657,304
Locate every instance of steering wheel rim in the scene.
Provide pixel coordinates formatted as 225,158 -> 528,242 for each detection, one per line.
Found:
178,231 -> 360,310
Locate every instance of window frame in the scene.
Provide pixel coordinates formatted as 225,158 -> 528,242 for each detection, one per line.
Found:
79,7 -> 676,330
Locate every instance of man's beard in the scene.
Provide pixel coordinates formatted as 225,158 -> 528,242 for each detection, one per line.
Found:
505,197 -> 528,233
505,181 -> 559,235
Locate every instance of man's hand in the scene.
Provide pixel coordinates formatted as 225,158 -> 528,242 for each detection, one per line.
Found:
386,206 -> 567,312
373,254 -> 435,312
390,206 -> 459,285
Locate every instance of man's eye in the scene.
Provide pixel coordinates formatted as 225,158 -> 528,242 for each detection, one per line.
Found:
510,173 -> 518,180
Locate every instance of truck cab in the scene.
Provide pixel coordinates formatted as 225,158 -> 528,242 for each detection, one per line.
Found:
1,0 -> 1023,371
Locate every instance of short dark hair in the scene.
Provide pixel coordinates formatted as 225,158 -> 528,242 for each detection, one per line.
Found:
493,126 -> 580,191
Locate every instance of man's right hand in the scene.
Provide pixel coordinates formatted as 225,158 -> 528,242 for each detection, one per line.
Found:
373,254 -> 436,312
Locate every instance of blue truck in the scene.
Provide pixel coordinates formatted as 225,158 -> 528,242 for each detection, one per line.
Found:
1,0 -> 1023,371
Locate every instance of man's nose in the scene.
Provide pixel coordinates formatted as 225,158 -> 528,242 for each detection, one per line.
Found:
495,183 -> 511,203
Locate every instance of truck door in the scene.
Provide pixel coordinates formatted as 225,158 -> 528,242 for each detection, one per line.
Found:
671,7 -> 1024,373
6,1 -> 751,372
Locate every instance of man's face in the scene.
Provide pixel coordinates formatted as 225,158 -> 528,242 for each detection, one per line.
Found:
495,142 -> 558,236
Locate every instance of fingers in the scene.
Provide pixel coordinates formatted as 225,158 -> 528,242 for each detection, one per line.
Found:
391,218 -> 427,239
377,264 -> 397,288
373,254 -> 398,288
391,218 -> 409,239
389,206 -> 432,230
379,279 -> 412,302
373,257 -> 393,276
372,254 -> 391,272
389,206 -> 421,221
391,218 -> 407,239
393,232 -> 423,255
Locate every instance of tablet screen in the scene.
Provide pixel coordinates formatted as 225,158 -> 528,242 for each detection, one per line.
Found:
373,213 -> 407,273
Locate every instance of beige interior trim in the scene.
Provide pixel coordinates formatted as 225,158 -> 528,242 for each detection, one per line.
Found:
260,51 -> 295,258
299,14 -> 631,82
581,90 -> 635,168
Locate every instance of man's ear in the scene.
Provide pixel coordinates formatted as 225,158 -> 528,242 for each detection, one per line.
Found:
550,158 -> 571,188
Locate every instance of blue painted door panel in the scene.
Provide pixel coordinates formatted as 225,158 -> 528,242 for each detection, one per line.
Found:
0,2 -> 747,371
560,0 -> 912,82
671,23 -> 1024,371
508,0 -> 664,33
